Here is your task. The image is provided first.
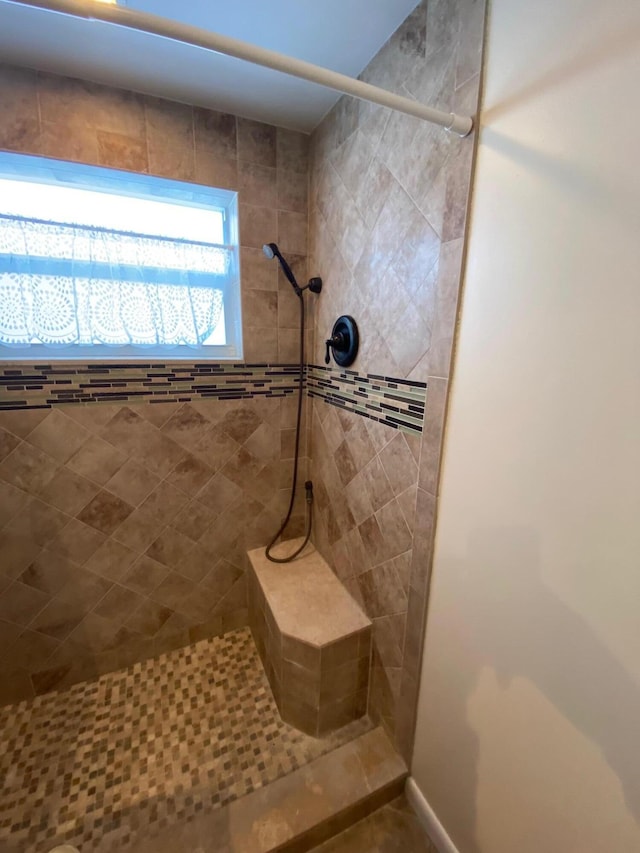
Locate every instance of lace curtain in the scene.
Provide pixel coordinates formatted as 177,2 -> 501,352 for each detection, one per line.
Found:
0,214 -> 228,348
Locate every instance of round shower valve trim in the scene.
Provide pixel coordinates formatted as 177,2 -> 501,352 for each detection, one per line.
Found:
325,315 -> 359,367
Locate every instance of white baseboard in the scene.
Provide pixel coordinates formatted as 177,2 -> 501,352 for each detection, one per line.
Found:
405,777 -> 461,853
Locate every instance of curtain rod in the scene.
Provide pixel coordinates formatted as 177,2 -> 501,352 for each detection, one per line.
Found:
9,0 -> 474,137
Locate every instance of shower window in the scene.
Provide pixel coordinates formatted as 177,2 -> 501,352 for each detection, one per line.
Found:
0,152 -> 242,360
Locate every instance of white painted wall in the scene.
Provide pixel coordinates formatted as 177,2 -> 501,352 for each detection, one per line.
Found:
411,1 -> 640,851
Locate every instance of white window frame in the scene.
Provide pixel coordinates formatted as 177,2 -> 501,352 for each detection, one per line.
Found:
0,152 -> 243,362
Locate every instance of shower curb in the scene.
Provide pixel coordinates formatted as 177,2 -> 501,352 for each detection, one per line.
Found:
111,726 -> 406,852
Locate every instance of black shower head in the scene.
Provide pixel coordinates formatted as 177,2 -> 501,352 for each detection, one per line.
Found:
262,242 -> 300,294
263,243 -> 323,298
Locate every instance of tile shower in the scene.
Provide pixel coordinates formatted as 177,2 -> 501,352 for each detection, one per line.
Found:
0,0 -> 485,847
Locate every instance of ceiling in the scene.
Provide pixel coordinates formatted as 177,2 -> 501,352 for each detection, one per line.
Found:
0,0 -> 419,131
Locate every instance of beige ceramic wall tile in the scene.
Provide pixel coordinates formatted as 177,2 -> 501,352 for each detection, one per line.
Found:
97,130 -> 149,172
0,65 -> 39,153
237,117 -> 277,168
144,96 -> 194,151
194,149 -> 238,190
308,0 -> 486,744
0,395 -> 306,701
194,107 -> 237,158
239,203 -> 278,249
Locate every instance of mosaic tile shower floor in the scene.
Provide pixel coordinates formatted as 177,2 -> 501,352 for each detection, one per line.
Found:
0,627 -> 373,852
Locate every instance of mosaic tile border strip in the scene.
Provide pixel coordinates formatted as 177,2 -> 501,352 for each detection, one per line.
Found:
0,362 -> 301,411
307,364 -> 427,435
0,363 -> 427,435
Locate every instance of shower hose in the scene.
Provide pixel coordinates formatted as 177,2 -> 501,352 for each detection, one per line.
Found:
265,291 -> 313,563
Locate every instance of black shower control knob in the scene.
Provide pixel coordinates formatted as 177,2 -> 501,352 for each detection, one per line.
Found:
324,332 -> 344,363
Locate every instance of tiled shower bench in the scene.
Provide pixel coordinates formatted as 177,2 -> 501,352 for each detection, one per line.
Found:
247,540 -> 372,736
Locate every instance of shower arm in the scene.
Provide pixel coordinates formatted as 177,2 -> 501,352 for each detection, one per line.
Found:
7,0 -> 474,138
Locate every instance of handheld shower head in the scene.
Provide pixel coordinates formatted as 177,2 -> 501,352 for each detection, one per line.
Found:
262,242 -> 323,298
262,242 -> 300,294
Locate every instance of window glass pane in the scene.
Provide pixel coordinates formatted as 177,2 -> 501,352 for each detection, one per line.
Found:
0,178 -> 226,244
0,153 -> 241,360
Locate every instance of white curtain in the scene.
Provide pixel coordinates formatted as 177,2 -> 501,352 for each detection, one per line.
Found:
0,215 -> 228,348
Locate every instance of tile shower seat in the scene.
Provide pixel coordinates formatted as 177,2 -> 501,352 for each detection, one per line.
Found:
247,539 -> 372,736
